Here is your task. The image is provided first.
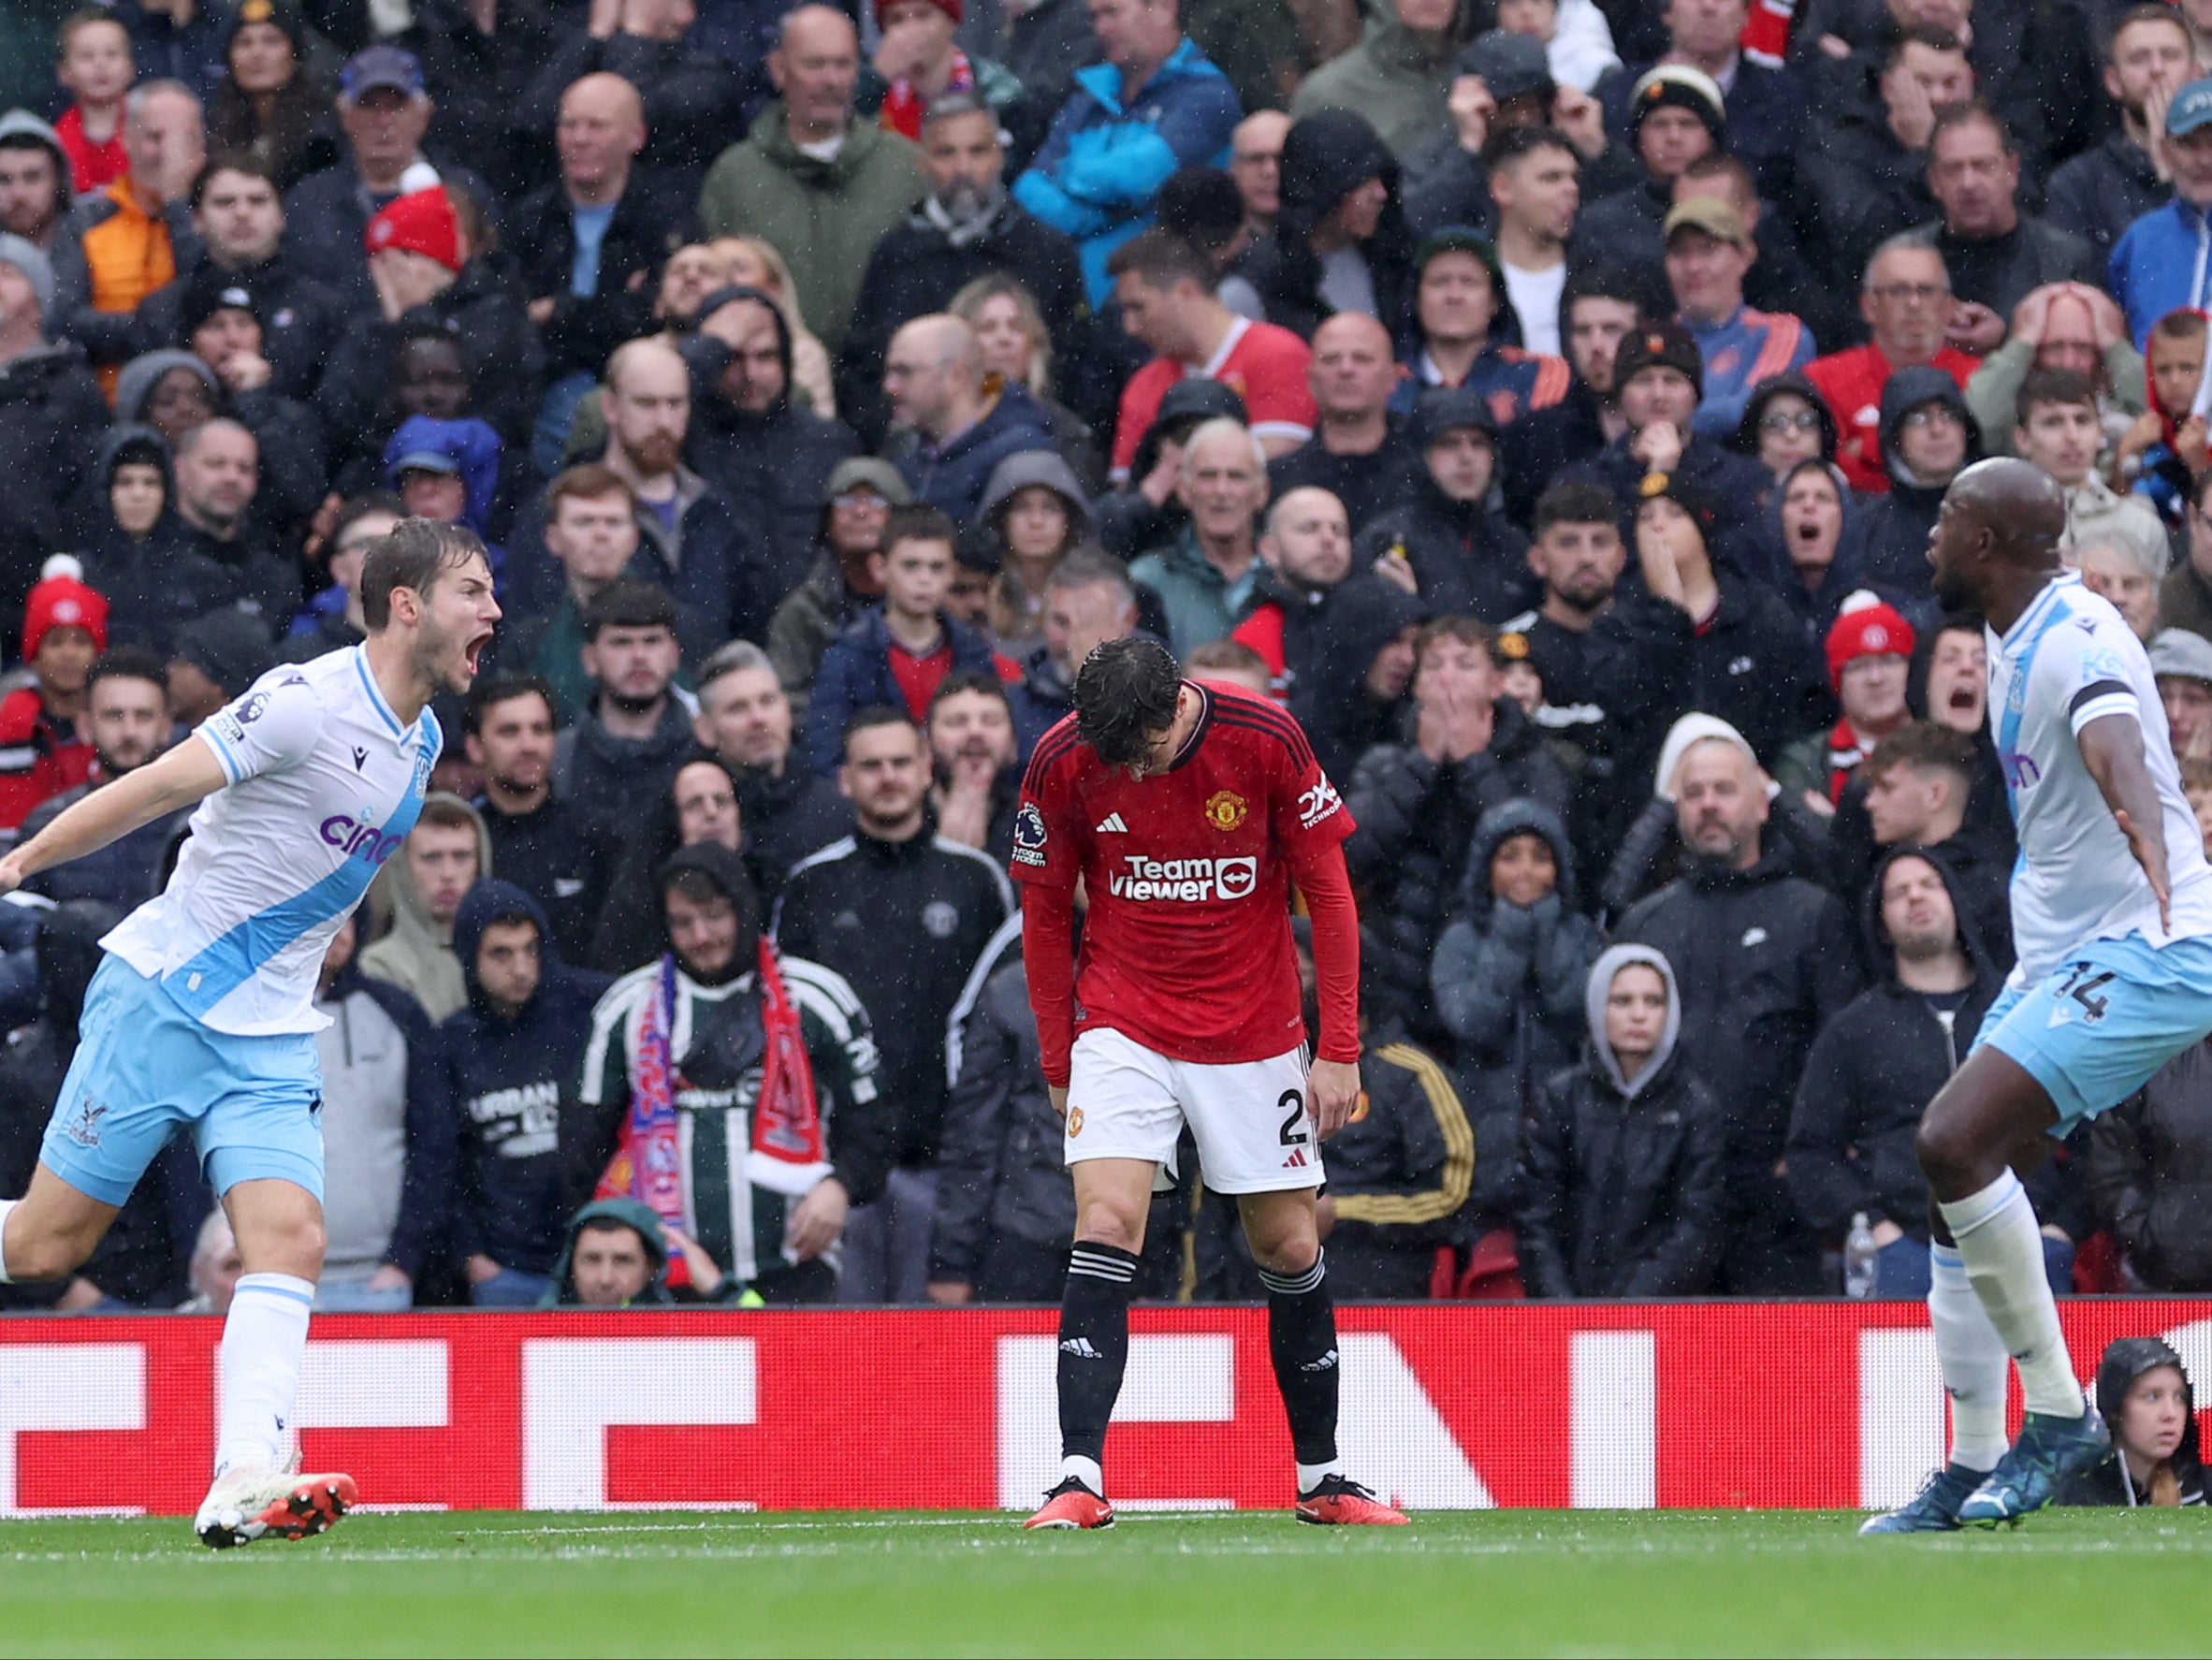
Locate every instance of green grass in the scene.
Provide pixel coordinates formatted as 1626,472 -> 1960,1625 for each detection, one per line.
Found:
0,1507 -> 2206,1657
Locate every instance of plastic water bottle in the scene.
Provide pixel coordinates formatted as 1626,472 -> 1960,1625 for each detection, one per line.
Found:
1843,1212 -> 1880,1300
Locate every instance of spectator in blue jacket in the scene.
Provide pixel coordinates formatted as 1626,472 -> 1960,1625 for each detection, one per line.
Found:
803,504 -> 1003,772
1013,0 -> 1243,305
2110,78 -> 2212,347
884,314 -> 1057,525
434,879 -> 616,1309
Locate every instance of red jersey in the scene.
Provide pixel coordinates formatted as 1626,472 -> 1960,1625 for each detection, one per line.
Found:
54,106 -> 126,195
1012,682 -> 1356,1081
1802,342 -> 1977,494
0,687 -> 92,831
1111,316 -> 1317,478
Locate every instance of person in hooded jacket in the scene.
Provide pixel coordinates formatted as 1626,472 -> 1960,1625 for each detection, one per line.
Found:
1430,798 -> 1602,1232
2059,1337 -> 2210,1507
1856,363 -> 1984,604
1515,944 -> 1727,1298
0,242 -> 109,619
575,842 -> 893,1304
1588,471 -> 1834,786
0,899 -> 200,1309
309,911 -> 452,1312
588,751 -> 749,977
1346,617 -> 1576,1047
1785,848 -> 2002,1294
974,448 -> 1094,656
358,792 -> 493,1025
682,286 -> 864,603
73,426 -> 246,655
1616,731 -> 1862,1293
543,1195 -> 677,1307
1294,570 -> 1429,789
1746,457 -> 1897,649
1357,388 -> 1535,624
432,879 -> 616,1307
1230,109 -> 1411,343
2088,1035 -> 2212,1294
111,346 -> 327,539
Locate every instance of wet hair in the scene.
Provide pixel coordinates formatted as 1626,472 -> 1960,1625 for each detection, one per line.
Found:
1532,479 -> 1623,534
2016,366 -> 2099,425
360,517 -> 488,630
87,645 -> 169,695
1105,229 -> 1219,296
582,578 -> 678,642
464,671 -> 556,735
1865,720 -> 1977,789
1074,637 -> 1182,766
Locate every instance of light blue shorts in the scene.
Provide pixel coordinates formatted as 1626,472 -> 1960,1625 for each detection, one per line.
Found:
39,954 -> 324,1206
1972,933 -> 2212,1134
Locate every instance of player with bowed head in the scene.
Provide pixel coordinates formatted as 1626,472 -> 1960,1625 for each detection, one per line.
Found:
1013,637 -> 1406,1529
0,518 -> 500,1547
1866,458 -> 2212,1532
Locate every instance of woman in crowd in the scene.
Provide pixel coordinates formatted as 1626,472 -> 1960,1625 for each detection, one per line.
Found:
208,0 -> 337,191
950,273 -> 1105,494
2059,1338 -> 2207,1507
974,449 -> 1093,654
1734,372 -> 1840,508
588,755 -> 749,976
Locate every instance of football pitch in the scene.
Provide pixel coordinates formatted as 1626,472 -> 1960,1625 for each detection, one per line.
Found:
0,1507 -> 2206,1657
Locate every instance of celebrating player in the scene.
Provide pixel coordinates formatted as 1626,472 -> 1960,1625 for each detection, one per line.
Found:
1013,636 -> 1406,1529
1865,459 -> 2212,1533
0,519 -> 499,1548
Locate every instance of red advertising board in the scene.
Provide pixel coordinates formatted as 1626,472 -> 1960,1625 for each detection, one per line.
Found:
0,1302 -> 2205,1517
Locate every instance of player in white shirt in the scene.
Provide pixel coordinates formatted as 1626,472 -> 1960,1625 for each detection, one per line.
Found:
0,520 -> 500,1548
1866,459 -> 2212,1534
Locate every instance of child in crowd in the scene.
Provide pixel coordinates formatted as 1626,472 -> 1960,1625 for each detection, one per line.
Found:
51,10 -> 133,194
2118,308 -> 2208,524
0,570 -> 107,834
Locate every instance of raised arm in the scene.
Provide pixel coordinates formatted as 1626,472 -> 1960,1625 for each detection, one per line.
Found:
0,736 -> 228,894
2079,711 -> 2172,930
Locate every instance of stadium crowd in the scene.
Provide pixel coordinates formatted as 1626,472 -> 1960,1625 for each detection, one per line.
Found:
2,0 -> 2212,1314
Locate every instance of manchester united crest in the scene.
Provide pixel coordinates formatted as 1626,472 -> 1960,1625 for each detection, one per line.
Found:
1203,790 -> 1247,832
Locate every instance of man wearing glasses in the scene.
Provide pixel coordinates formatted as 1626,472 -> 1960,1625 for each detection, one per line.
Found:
1806,236 -> 1980,492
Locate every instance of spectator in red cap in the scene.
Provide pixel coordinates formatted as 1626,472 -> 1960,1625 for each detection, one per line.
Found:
0,566 -> 109,833
1776,591 -> 1918,810
874,0 -> 1026,142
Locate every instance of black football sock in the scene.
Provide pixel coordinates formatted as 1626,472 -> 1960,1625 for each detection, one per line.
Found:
1056,1242 -> 1138,1485
1260,1251 -> 1343,1485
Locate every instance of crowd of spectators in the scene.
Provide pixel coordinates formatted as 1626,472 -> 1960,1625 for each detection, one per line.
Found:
5,0 -> 2212,1311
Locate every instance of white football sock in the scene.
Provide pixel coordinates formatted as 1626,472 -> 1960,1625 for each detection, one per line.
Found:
1296,1458 -> 1345,1494
213,1273 -> 313,1479
0,1198 -> 17,1284
1936,1172 -> 2084,1420
1928,1243 -> 2008,1472
1059,1454 -> 1104,1495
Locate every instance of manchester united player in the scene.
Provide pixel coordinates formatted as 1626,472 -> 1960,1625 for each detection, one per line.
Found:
1013,636 -> 1406,1530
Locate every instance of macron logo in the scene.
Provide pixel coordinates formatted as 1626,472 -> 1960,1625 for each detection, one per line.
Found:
1095,813 -> 1128,834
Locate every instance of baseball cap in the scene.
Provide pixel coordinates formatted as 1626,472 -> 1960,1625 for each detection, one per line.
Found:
1663,197 -> 1748,247
341,45 -> 425,101
1458,30 -> 1554,105
2150,627 -> 2212,685
2171,78 -> 2212,138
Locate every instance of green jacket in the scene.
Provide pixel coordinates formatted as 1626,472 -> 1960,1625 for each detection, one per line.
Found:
1288,18 -> 1460,161
696,106 -> 924,353
1128,527 -> 1264,659
1964,334 -> 2146,459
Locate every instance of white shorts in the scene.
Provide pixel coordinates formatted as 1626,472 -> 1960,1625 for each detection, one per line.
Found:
1065,1027 -> 1321,1194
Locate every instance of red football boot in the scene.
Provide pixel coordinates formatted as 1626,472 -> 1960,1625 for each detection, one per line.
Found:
1024,1477 -> 1115,1530
1295,1474 -> 1409,1525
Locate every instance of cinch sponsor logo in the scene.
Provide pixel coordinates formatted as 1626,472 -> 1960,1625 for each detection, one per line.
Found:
1108,854 -> 1258,902
320,816 -> 405,865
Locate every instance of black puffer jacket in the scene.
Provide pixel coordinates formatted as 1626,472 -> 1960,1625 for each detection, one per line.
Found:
1615,845 -> 1864,1173
1354,466 -> 1535,624
1783,846 -> 2001,1242
1344,697 -> 1577,1046
1430,800 -> 1603,1223
2089,1037 -> 2212,1292
506,166 -> 700,385
0,341 -> 109,629
1516,944 -> 1727,1298
680,297 -> 863,602
929,922 -> 1074,1284
1230,108 -> 1412,342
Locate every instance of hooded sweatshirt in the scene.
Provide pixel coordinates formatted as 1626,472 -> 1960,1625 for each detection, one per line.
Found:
1783,845 -> 2001,1242
1232,108 -> 1413,342
1856,365 -> 1986,603
1289,15 -> 1462,162
2059,1336 -> 2207,1507
74,424 -> 244,655
543,1195 -> 674,1307
358,794 -> 494,1023
437,879 -> 616,1277
1515,943 -> 1727,1297
1431,798 -> 1605,1223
